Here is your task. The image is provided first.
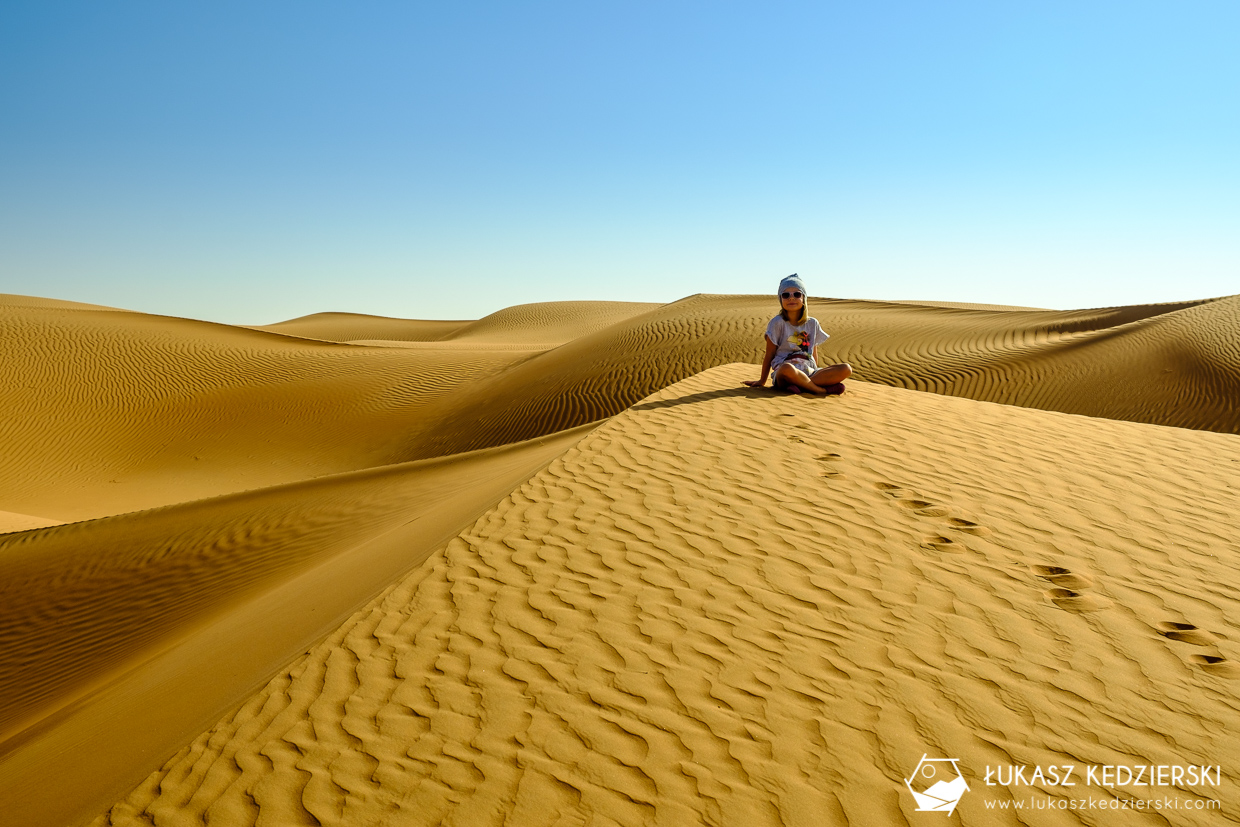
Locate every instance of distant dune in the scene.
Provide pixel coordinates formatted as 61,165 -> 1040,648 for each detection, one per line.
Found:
253,312 -> 474,343
0,293 -> 126,312
1,292 -> 1237,826
888,298 -> 1053,311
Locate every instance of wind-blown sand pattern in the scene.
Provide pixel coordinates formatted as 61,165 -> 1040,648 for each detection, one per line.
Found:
88,366 -> 1240,826
397,294 -> 1240,460
0,509 -> 63,534
1,293 -> 1239,825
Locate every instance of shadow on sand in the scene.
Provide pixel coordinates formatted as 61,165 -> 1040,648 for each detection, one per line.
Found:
629,384 -> 830,413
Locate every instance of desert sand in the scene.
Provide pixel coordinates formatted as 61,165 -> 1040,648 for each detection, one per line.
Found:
1,292 -> 1238,826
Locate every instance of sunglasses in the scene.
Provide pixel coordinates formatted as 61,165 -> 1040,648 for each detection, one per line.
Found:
781,291 -> 803,299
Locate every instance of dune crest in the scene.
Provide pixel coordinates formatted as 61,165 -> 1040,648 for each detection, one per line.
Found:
90,366 -> 1240,826
396,293 -> 1240,463
0,293 -> 125,312
2,292 -> 1239,826
5,293 -> 1239,521
0,428 -> 592,827
253,312 -> 473,343
436,299 -> 662,345
0,509 -> 63,534
0,303 -> 531,519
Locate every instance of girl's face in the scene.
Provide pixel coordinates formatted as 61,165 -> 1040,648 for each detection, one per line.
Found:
780,289 -> 804,314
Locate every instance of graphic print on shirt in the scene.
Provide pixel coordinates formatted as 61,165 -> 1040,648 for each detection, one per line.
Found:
791,329 -> 813,360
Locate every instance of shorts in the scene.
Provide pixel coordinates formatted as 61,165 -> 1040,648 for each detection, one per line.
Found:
773,356 -> 817,387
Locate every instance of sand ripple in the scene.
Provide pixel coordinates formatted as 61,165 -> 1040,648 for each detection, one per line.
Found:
91,366 -> 1240,826
3,291 -> 1240,826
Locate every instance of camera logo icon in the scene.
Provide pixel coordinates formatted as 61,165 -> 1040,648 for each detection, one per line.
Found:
905,755 -> 969,814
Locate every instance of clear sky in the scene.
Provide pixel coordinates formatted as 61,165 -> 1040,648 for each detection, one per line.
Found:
2,2 -> 1236,323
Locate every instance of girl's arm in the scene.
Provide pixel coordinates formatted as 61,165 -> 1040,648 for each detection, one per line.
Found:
744,336 -> 778,387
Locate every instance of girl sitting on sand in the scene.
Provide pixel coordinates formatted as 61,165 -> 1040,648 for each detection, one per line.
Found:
744,274 -> 852,395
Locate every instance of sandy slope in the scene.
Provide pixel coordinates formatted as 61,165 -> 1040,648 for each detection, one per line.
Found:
2,291 -> 1239,826
0,427 -> 592,827
4,294 -> 1238,521
255,301 -> 660,347
254,312 -> 473,343
0,509 -> 63,534
889,299 -> 1052,311
89,366 -> 1240,826
0,431 -> 593,744
437,300 -> 663,345
0,293 -> 125,311
397,293 -> 1240,462
0,302 -> 527,518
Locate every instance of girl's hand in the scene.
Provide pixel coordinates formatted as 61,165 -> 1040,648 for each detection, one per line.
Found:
743,379 -> 766,388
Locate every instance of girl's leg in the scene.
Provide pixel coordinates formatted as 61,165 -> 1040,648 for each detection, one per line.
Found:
775,363 -> 826,394
810,362 -> 853,388
773,367 -> 795,392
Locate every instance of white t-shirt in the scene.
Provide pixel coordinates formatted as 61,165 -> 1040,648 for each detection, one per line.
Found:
766,316 -> 829,372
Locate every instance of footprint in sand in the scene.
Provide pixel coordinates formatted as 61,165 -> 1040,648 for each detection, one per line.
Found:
874,483 -> 958,518
896,499 -> 951,518
874,481 -> 993,547
921,535 -> 966,554
1030,565 -> 1094,590
816,453 -> 845,479
1154,622 -> 1238,677
1155,621 -> 1218,646
946,517 -> 991,537
1187,654 -> 1240,679
1043,587 -> 1110,613
1031,565 -> 1110,612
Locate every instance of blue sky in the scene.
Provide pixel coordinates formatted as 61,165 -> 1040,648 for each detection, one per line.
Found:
2,2 -> 1236,323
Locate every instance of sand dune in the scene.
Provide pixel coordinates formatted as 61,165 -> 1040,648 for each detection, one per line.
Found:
0,509 -> 63,534
437,300 -> 663,345
0,293 -> 125,312
0,427 -> 591,827
0,431 -> 591,744
0,302 -> 528,518
5,294 -> 1236,521
398,293 -> 1240,461
889,299 -> 1052,311
88,367 -> 1240,825
1,291 -> 1238,826
256,301 -> 661,347
254,312 -> 473,343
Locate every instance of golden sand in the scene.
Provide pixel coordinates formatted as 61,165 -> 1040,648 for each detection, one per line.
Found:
1,293 -> 1237,826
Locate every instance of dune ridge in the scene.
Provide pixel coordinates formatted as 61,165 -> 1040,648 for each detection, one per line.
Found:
5,293 -> 1238,521
0,293 -> 125,312
398,293 -> 1240,462
254,313 -> 474,343
2,291 -> 1239,826
435,299 -> 663,345
90,366 -> 1240,826
0,509 -> 63,534
888,299 -> 1052,311
0,427 -> 592,827
0,436 -> 576,744
0,302 -> 532,518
